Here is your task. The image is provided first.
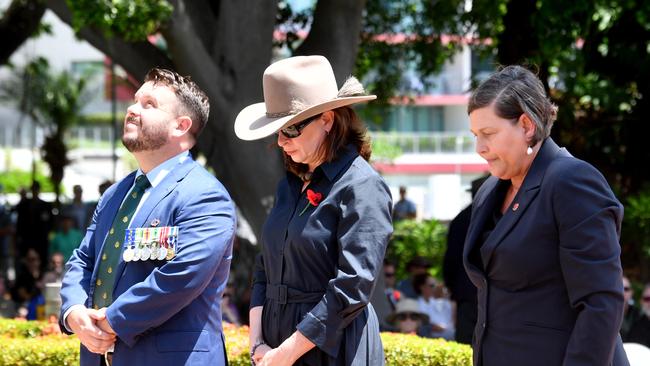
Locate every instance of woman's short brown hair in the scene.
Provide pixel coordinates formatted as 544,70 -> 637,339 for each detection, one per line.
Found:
283,106 -> 371,178
468,65 -> 558,146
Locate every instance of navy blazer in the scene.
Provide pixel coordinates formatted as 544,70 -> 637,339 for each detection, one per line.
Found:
463,138 -> 629,366
60,157 -> 236,366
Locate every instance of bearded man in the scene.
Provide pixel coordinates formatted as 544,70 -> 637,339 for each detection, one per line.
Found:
59,68 -> 235,366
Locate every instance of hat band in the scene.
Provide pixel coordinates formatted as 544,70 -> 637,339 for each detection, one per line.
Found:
266,110 -> 293,118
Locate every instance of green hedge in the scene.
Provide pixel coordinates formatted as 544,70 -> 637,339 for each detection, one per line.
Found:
0,319 -> 472,365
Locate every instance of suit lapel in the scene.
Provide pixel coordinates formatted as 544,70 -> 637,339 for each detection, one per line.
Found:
464,177 -> 499,274
479,138 -> 563,269
113,157 -> 198,291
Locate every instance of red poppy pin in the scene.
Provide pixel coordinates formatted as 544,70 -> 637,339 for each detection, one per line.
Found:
299,189 -> 323,216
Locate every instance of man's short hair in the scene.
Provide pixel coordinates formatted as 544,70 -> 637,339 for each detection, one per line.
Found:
144,68 -> 210,139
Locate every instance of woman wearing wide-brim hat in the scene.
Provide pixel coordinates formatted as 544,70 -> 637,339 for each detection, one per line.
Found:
236,55 -> 392,366
386,299 -> 430,335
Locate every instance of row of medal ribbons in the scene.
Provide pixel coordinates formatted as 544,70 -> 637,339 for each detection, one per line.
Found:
122,226 -> 178,262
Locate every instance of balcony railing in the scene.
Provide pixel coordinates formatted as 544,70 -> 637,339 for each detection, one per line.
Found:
0,125 -> 116,149
1,125 -> 476,155
370,131 -> 475,154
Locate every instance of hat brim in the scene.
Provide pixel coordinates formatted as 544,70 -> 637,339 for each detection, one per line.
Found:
386,311 -> 430,324
234,95 -> 376,141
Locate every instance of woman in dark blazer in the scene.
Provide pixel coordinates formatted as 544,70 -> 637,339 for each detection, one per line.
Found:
464,65 -> 629,366
234,56 -> 392,366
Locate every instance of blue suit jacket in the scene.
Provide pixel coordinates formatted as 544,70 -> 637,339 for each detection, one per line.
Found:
60,156 -> 236,366
463,139 -> 629,366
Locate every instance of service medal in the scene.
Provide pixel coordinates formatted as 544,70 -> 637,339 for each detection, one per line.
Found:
133,247 -> 141,261
158,246 -> 168,261
122,248 -> 134,262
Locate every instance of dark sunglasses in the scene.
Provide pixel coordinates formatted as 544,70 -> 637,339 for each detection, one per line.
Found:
384,272 -> 395,278
642,296 -> 650,302
279,114 -> 322,138
396,312 -> 421,321
624,286 -> 631,292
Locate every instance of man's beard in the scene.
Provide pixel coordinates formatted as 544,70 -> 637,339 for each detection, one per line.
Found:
122,120 -> 169,152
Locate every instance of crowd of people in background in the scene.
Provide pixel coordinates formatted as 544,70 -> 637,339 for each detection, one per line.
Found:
0,181 -> 110,320
1,180 -> 650,352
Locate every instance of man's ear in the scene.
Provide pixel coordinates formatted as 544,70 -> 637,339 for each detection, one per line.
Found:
174,116 -> 193,137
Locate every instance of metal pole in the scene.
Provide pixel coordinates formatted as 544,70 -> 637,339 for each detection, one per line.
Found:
111,58 -> 118,181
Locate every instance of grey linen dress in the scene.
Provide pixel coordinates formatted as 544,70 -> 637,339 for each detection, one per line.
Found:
250,145 -> 393,365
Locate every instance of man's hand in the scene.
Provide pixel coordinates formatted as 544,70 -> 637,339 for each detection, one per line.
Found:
67,307 -> 116,354
91,308 -> 115,335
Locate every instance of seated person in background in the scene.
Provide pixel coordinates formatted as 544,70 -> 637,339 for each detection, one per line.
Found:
387,298 -> 431,337
49,215 -> 83,263
396,256 -> 432,299
413,273 -> 455,340
0,274 -> 16,318
383,259 -> 401,311
626,283 -> 650,348
42,252 -> 66,284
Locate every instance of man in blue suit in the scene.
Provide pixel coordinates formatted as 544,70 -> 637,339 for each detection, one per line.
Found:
59,68 -> 236,366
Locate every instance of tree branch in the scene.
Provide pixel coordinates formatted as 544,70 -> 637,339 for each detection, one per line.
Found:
46,0 -> 173,79
296,0 -> 366,83
0,0 -> 47,65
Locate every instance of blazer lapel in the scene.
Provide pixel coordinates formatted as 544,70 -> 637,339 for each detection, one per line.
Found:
464,176 -> 500,275
113,158 -> 198,291
479,138 -> 563,269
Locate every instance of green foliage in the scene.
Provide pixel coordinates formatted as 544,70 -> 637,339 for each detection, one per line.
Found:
357,0 -> 467,101
388,219 -> 448,280
65,0 -> 173,41
0,319 -> 471,366
0,166 -> 54,193
371,137 -> 403,163
79,113 -> 115,125
624,189 -> 650,258
0,57 -> 88,200
1,336 -> 80,366
382,332 -> 472,366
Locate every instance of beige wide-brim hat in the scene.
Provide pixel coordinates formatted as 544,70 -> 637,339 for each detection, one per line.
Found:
386,299 -> 430,324
234,55 -> 376,141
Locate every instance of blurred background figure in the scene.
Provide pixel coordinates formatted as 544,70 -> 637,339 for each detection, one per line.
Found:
621,275 -> 643,342
0,184 -> 13,279
413,273 -> 455,340
14,182 -> 52,271
42,252 -> 66,284
443,175 -> 488,344
393,186 -> 417,221
625,283 -> 650,348
61,184 -> 92,231
11,248 -> 44,320
0,274 -> 16,318
221,279 -> 241,326
48,214 -> 83,263
383,259 -> 401,311
386,299 -> 431,337
397,256 -> 431,299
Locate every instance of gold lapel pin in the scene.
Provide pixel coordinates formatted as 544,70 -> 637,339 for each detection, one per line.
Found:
512,203 -> 520,211
150,218 -> 161,227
